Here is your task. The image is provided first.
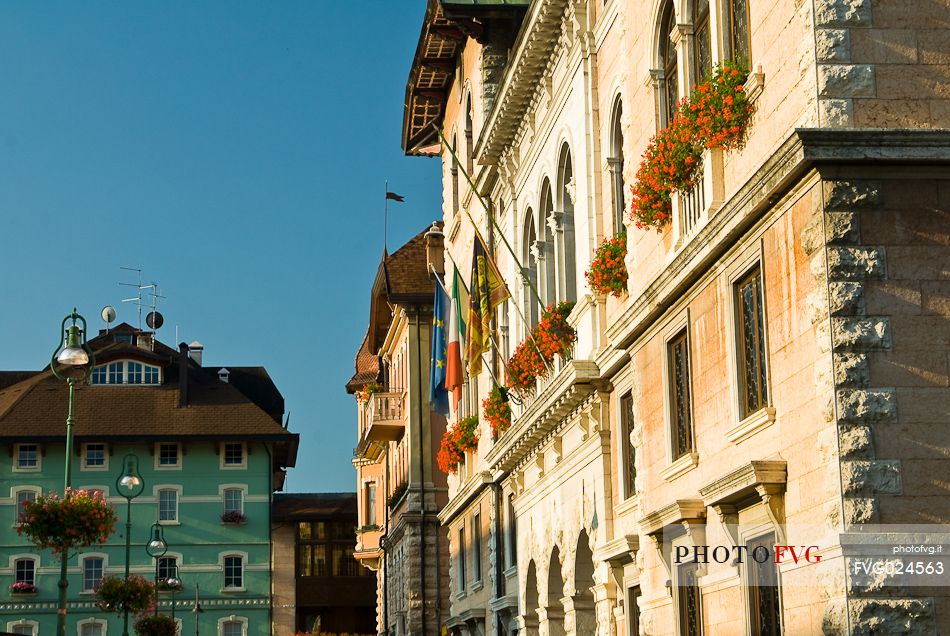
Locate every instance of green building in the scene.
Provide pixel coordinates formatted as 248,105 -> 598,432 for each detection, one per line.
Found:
0,322 -> 298,635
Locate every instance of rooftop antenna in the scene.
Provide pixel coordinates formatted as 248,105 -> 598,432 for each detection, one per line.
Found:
119,267 -> 165,331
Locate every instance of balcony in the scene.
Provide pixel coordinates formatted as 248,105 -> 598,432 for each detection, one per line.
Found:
363,391 -> 406,442
672,148 -> 724,248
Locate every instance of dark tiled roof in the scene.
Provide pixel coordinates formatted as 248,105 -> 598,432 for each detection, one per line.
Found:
383,223 -> 441,301
346,330 -> 380,394
272,492 -> 356,520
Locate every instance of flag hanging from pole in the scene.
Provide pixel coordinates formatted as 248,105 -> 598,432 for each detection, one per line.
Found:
466,236 -> 511,376
386,192 -> 405,202
429,282 -> 450,416
446,267 -> 466,410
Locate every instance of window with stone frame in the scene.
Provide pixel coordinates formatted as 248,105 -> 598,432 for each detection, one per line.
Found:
457,526 -> 466,592
157,443 -> 180,468
668,329 -> 694,459
224,555 -> 243,588
735,265 -> 770,419
659,1 -> 679,127
691,0 -> 712,81
627,585 -> 642,636
609,97 -> 627,233
472,513 -> 482,583
83,443 -> 106,469
677,560 -> 703,636
224,488 -> 243,515
15,444 -> 39,470
157,556 -> 177,581
747,533 -> 783,635
158,489 -> 178,522
620,392 -> 637,498
507,494 -> 518,568
82,557 -> 104,592
15,490 -> 37,525
14,558 -> 35,585
726,0 -> 752,69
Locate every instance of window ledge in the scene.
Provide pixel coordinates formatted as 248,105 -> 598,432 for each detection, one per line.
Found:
503,565 -> 518,579
221,587 -> 246,594
615,494 -> 640,517
744,65 -> 765,104
726,407 -> 776,445
659,452 -> 699,482
470,579 -> 484,593
158,521 -> 181,526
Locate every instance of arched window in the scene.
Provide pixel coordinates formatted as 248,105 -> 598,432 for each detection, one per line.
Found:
523,210 -> 540,329
556,145 -> 577,303
608,98 -> 626,232
727,0 -> 751,68
538,179 -> 558,305
464,93 -> 474,176
450,134 -> 460,215
691,0 -> 711,81
659,1 -> 678,127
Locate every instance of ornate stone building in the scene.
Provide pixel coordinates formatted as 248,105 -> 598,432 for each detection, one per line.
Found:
400,0 -> 950,635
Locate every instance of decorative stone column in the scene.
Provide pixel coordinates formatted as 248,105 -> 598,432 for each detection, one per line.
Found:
537,605 -> 566,636
562,593 -> 597,635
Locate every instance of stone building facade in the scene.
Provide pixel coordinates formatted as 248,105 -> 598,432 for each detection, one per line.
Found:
399,0 -> 950,635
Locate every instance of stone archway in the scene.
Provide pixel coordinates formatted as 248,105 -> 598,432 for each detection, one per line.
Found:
540,547 -> 566,636
565,530 -> 597,635
522,560 -> 540,635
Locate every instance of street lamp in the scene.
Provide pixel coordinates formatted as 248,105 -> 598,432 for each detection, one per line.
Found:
50,308 -> 94,636
146,523 -> 168,617
191,583 -> 204,636
165,563 -> 182,622
116,454 -> 144,636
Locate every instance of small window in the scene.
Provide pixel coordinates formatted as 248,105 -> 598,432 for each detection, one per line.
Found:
158,489 -> 178,523
157,556 -> 177,581
10,625 -> 35,636
14,558 -> 35,585
15,444 -> 39,470
365,482 -> 376,526
458,527 -> 466,592
107,362 -> 123,385
669,330 -> 694,459
224,555 -> 243,589
127,361 -> 143,384
736,265 -> 769,419
91,366 -> 107,384
222,443 -> 245,467
748,534 -> 782,635
83,557 -> 104,592
144,365 -> 160,385
620,392 -> 636,497
15,491 -> 37,524
222,621 -> 244,636
677,561 -> 703,636
157,443 -> 180,468
473,513 -> 482,582
727,0 -> 751,69
80,622 -> 104,636
224,488 -> 243,514
83,443 -> 106,469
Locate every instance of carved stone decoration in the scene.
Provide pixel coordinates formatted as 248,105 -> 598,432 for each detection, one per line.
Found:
564,176 -> 577,205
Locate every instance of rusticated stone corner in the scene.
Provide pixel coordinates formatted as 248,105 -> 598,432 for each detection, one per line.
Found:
849,598 -> 936,636
843,497 -> 879,526
838,424 -> 874,458
826,247 -> 886,280
834,353 -> 869,387
814,0 -> 872,27
836,388 -> 897,424
823,180 -> 882,211
825,212 -> 860,244
832,317 -> 890,350
840,460 -> 902,496
828,282 -> 865,316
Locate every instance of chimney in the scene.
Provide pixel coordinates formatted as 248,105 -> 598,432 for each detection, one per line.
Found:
178,343 -> 189,408
188,341 -> 204,366
136,333 -> 155,351
218,368 -> 230,383
424,222 -> 445,277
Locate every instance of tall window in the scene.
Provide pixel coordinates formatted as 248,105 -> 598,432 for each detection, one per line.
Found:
539,179 -> 557,306
507,494 -> 518,568
224,555 -> 243,588
660,2 -> 679,126
524,211 -> 540,329
157,443 -> 180,467
464,93 -> 474,176
677,561 -> 703,636
365,482 -> 377,526
14,559 -> 35,585
748,534 -> 783,635
224,488 -> 243,514
691,0 -> 711,81
557,146 -> 578,304
16,491 -> 36,524
736,266 -> 769,418
451,134 -> 460,215
609,98 -> 626,232
15,444 -> 38,470
620,392 -> 636,497
458,527 -> 466,591
158,489 -> 178,522
727,0 -> 751,68
627,586 -> 642,636
669,330 -> 694,459
473,514 -> 482,582
83,557 -> 104,592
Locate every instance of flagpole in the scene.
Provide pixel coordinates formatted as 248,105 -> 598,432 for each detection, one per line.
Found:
384,180 -> 389,253
432,124 -> 545,310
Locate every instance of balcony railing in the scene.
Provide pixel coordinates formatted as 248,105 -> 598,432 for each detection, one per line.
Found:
364,391 -> 406,442
673,148 -> 724,247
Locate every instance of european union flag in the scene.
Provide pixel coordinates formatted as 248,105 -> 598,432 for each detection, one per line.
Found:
430,282 -> 450,416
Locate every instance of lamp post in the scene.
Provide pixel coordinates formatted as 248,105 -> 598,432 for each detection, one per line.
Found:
191,583 -> 204,635
165,563 -> 181,622
145,523 -> 168,617
50,309 -> 94,636
116,454 -> 144,636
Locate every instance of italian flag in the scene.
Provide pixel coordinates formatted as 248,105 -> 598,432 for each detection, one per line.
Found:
446,267 -> 467,411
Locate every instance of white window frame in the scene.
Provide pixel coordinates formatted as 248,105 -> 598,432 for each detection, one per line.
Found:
156,487 -> 181,525
220,552 -> 247,592
13,556 -> 37,585
220,442 -> 247,470
13,487 -> 41,526
156,554 -> 179,581
222,487 -> 244,515
155,443 -> 182,470
217,617 -> 248,636
91,360 -> 162,386
77,618 -> 108,636
13,444 -> 40,472
81,554 -> 107,593
81,443 -> 109,471
6,620 -> 38,636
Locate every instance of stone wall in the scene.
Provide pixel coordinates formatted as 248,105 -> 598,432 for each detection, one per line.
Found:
271,522 -> 297,633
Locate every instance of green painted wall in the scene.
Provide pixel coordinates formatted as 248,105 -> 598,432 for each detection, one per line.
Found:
0,439 -> 277,635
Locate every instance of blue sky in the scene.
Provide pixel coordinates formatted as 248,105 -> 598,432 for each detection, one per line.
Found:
0,2 -> 443,492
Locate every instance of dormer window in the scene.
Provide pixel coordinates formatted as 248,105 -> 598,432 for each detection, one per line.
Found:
91,360 -> 161,385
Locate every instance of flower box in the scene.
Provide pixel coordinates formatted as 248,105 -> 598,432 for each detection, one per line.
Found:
483,386 -> 512,437
156,578 -> 182,592
10,582 -> 37,595
586,233 -> 628,297
506,302 -> 577,391
437,416 -> 479,474
221,510 -> 247,525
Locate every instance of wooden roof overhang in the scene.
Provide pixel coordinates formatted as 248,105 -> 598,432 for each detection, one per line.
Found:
402,0 -> 529,157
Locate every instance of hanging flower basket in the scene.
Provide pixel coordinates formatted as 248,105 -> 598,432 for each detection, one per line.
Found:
134,614 -> 177,636
221,510 -> 247,524
483,386 -> 512,437
506,302 -> 577,391
630,61 -> 752,230
586,233 -> 628,297
437,416 -> 479,474
10,582 -> 37,595
95,575 -> 155,614
155,578 -> 183,592
17,489 -> 118,555
355,382 -> 382,405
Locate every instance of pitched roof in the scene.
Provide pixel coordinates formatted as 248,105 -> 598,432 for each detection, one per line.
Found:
346,330 -> 380,394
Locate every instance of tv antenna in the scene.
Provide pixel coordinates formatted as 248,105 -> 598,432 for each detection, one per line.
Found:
119,267 -> 165,331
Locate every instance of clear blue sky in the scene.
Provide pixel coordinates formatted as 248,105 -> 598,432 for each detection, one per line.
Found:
0,2 -> 442,492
